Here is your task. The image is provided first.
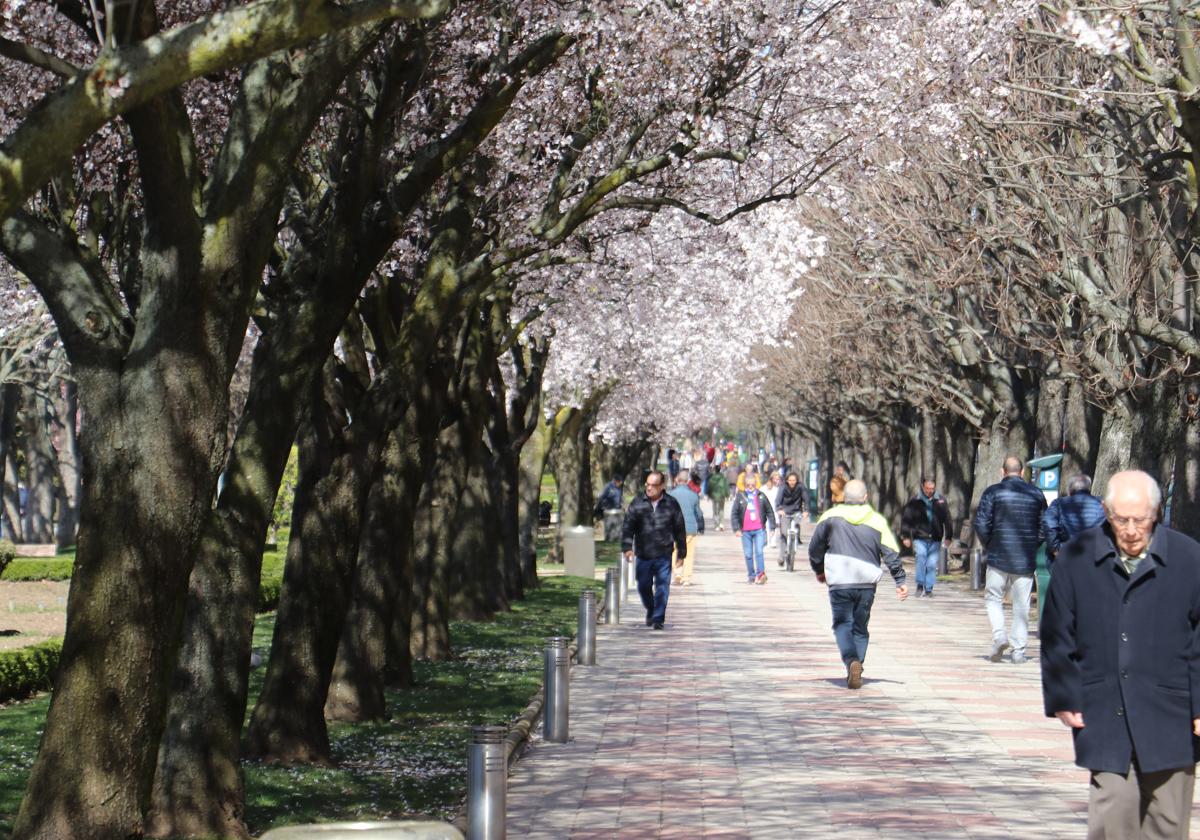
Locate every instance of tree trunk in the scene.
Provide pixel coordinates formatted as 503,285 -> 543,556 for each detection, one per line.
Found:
1172,381 -> 1200,539
517,416 -> 552,590
932,413 -> 976,534
325,424 -> 421,722
21,388 -> 56,544
551,409 -> 591,530
0,383 -> 21,542
1060,380 -> 1101,481
50,381 -> 81,550
1093,401 -> 1136,497
242,376 -> 385,763
409,443 -> 455,662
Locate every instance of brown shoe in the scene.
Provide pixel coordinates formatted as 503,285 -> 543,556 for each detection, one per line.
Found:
846,660 -> 863,689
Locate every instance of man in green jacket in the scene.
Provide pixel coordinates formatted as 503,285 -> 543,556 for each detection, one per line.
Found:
809,479 -> 909,689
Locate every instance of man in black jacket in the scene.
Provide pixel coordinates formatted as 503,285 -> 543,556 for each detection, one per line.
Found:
1041,470 -> 1200,838
621,471 -> 687,630
900,478 -> 953,598
974,456 -> 1047,664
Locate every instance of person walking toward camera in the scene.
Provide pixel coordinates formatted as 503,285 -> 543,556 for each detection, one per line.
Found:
668,472 -> 704,586
974,456 -> 1046,664
809,479 -> 908,689
621,471 -> 686,630
1041,470 -> 1200,839
732,471 -> 776,584
900,478 -> 953,597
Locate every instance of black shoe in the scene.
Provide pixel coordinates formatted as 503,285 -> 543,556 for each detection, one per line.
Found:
924,590 -> 934,598
652,622 -> 664,630
645,611 -> 653,626
916,585 -> 925,596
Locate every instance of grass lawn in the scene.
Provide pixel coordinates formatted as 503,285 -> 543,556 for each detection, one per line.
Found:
0,573 -> 598,836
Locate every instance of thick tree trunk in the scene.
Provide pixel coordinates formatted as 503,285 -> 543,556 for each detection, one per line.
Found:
1093,401 -> 1136,497
21,389 -> 56,544
1061,380 -> 1101,481
242,377 -> 383,764
0,383 -> 21,542
325,425 -> 421,722
551,409 -> 592,530
932,413 -> 976,533
409,445 -> 454,662
12,360 -> 231,840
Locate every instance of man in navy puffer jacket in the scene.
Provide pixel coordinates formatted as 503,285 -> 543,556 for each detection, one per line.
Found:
974,456 -> 1047,664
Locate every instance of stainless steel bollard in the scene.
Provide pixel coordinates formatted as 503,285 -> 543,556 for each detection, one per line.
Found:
262,822 -> 463,839
625,554 -> 637,593
577,590 -> 596,665
618,556 -> 629,603
466,726 -> 507,840
970,548 -> 986,591
937,543 -> 949,576
543,637 -> 570,743
604,568 -> 619,624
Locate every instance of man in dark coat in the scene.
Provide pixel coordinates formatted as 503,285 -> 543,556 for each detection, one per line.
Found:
621,470 -> 686,630
1042,473 -> 1106,564
899,478 -> 953,597
974,456 -> 1047,664
1041,470 -> 1200,839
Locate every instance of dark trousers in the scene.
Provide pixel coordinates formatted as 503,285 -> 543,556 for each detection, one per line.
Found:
636,555 -> 673,624
829,587 -> 876,666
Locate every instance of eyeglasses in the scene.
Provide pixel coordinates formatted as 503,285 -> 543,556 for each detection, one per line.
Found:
645,481 -> 662,488
1109,515 -> 1154,528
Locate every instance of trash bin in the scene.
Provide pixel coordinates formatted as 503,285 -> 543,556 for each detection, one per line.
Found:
602,509 -> 624,542
260,822 -> 463,839
562,525 -> 595,579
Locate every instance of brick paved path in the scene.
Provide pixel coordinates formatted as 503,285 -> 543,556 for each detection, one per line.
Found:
506,518 -> 1200,838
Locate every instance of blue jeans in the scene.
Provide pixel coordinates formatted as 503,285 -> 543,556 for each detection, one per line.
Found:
914,539 -> 940,592
636,555 -> 673,624
741,529 -> 766,579
829,588 -> 876,666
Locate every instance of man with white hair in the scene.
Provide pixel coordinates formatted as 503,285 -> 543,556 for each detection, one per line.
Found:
1041,470 -> 1200,839
808,479 -> 908,689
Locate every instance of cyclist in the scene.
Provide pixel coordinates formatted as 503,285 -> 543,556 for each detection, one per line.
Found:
777,471 -> 809,570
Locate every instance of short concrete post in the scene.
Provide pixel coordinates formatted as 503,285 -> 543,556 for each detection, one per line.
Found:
970,548 -> 986,591
937,543 -> 949,576
604,568 -> 619,624
577,590 -> 596,665
543,637 -> 570,743
467,725 -> 507,840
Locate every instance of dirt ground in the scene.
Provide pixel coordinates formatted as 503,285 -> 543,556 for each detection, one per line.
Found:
0,580 -> 69,651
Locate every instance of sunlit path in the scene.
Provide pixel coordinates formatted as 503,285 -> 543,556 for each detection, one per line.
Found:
505,511 -> 1195,838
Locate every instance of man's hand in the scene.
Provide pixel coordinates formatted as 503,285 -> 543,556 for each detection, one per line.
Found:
816,573 -> 826,584
1194,718 -> 1200,737
1056,711 -> 1084,729
674,558 -> 684,568
623,550 -> 633,562
733,531 -> 741,537
896,584 -> 908,601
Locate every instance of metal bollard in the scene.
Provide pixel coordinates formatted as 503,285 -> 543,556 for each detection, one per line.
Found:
467,726 -> 507,840
625,554 -> 637,593
970,548 -> 986,591
543,637 -> 570,743
937,543 -> 949,576
577,590 -> 596,665
618,557 -> 629,603
262,822 -> 463,839
604,568 -> 619,624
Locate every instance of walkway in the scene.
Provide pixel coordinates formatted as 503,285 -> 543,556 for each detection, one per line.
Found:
505,519 -> 1197,838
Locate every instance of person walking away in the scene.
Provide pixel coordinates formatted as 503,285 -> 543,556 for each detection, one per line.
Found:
974,456 -> 1047,664
666,448 -> 681,483
593,474 -> 624,520
808,479 -> 908,688
777,472 -> 809,567
621,471 -> 686,630
1042,473 -> 1105,566
1041,470 -> 1200,839
668,473 -> 704,586
900,478 -> 953,597
765,471 -> 784,549
708,468 -> 730,532
694,451 -> 711,499
731,472 -> 776,584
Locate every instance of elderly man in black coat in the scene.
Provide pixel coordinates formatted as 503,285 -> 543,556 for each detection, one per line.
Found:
1041,470 -> 1200,839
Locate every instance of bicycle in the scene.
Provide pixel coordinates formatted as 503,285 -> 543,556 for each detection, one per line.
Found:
784,512 -> 804,572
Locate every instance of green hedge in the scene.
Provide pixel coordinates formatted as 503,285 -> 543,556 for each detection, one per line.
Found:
1,558 -> 73,582
0,542 -> 13,578
0,640 -> 61,704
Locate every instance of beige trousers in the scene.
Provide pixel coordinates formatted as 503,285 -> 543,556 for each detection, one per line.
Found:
673,534 -> 698,584
1088,763 -> 1195,840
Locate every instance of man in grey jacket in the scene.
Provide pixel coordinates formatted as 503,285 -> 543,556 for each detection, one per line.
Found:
974,456 -> 1047,664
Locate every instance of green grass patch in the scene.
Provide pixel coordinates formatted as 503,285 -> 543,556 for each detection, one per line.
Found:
0,574 -> 597,835
1,553 -> 75,581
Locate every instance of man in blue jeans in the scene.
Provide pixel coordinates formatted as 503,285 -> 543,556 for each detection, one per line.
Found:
900,478 -> 953,597
809,480 -> 909,688
621,471 -> 687,630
